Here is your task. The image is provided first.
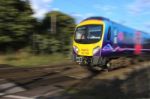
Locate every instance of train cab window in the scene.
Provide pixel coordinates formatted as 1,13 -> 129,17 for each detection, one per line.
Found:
75,25 -> 103,44
107,27 -> 111,40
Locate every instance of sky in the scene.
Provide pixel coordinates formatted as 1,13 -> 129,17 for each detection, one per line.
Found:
29,0 -> 150,33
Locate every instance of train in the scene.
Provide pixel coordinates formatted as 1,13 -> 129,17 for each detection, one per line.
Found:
72,17 -> 150,71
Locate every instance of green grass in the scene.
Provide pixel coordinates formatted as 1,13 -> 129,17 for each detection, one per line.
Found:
0,52 -> 71,67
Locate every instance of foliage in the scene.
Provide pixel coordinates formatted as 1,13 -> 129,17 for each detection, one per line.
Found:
0,0 -> 76,54
32,34 -> 60,54
32,11 -> 76,54
0,0 -> 35,51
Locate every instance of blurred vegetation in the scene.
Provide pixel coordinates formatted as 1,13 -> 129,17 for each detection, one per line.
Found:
0,52 -> 71,67
0,0 -> 76,55
32,11 -> 75,54
0,0 -> 35,52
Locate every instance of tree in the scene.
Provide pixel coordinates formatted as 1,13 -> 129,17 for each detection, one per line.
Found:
35,11 -> 76,54
0,0 -> 35,52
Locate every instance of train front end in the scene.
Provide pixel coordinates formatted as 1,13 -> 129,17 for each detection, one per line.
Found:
73,18 -> 106,67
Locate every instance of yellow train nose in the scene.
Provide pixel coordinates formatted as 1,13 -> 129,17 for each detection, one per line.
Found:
80,48 -> 90,56
73,41 -> 103,56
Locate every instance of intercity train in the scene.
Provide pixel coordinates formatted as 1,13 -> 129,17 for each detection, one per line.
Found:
72,17 -> 150,71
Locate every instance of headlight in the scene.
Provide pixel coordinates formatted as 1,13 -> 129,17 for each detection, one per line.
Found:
93,46 -> 100,55
73,46 -> 79,54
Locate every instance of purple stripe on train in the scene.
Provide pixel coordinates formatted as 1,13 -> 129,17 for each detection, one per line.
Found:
94,44 -> 150,56
102,44 -> 150,52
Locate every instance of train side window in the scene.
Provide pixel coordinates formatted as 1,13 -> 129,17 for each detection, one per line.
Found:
107,27 -> 111,40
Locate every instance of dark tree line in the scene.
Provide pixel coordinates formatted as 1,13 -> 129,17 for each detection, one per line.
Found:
0,0 -> 75,54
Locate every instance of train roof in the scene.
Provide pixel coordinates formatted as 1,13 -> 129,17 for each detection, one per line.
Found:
82,16 -> 110,22
81,16 -> 149,34
82,16 -> 123,26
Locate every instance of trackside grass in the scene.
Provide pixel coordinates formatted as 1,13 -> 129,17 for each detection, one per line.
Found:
0,52 -> 71,67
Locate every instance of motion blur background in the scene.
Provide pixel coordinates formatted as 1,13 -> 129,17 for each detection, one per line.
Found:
0,0 -> 76,67
0,0 -> 150,67
0,1 -> 150,98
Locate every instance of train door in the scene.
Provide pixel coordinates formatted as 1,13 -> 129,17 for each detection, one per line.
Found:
107,27 -> 112,43
105,26 -> 117,49
107,27 -> 118,49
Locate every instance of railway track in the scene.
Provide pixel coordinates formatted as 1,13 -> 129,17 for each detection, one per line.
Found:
0,60 -> 149,99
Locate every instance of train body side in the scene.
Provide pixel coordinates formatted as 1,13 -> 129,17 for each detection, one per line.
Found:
101,20 -> 150,58
72,16 -> 150,71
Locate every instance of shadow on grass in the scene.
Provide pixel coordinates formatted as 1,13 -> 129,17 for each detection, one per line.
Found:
66,67 -> 150,99
0,64 -> 14,68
